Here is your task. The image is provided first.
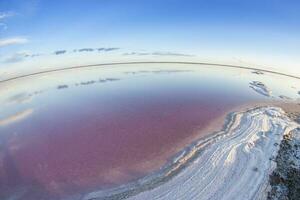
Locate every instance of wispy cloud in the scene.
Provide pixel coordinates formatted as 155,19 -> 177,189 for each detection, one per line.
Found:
0,11 -> 15,20
152,51 -> 194,57
98,47 -> 120,52
0,37 -> 28,47
1,46 -> 119,63
0,11 -> 15,30
54,50 -> 67,55
3,51 -> 29,63
123,51 -> 194,57
0,109 -> 33,126
73,47 -> 119,53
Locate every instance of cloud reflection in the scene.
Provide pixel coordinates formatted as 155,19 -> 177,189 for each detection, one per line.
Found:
0,109 -> 33,127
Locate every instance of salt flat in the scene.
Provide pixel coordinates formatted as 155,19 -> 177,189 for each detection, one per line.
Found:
125,107 -> 298,200
86,106 -> 298,200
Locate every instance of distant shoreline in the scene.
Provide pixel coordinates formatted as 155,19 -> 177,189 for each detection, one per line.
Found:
1,61 -> 300,83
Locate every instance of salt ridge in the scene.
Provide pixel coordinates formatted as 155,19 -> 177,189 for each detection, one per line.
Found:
83,107 -> 298,200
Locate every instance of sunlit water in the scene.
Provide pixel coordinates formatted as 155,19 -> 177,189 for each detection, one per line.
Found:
0,63 -> 299,199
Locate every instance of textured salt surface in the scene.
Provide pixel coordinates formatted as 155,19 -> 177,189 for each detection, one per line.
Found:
83,106 -> 298,200
267,124 -> 300,200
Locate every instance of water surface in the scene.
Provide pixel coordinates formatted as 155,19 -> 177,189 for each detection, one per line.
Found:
0,63 -> 299,199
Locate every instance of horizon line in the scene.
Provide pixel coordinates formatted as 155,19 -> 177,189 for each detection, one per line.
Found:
0,61 -> 299,83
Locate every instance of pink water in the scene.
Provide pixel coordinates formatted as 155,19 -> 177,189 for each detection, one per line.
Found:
0,65 -> 268,199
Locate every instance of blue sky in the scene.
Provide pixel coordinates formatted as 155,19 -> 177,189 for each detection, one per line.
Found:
1,0 -> 300,76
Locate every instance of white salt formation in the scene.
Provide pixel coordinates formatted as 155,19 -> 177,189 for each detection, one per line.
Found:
84,107 -> 298,200
127,107 -> 297,200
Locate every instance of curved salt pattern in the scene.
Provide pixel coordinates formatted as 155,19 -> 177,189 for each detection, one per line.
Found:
127,107 -> 297,200
83,107 -> 298,200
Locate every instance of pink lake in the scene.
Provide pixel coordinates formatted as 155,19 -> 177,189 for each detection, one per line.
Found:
0,64 -> 281,199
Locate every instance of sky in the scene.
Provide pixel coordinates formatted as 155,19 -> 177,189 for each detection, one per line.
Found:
0,0 -> 300,78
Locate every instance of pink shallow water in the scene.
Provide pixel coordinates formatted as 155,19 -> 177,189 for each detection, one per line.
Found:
0,67 -> 263,199
4,101 -> 230,196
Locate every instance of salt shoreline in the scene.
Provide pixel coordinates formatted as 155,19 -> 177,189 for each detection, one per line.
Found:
1,101 -> 299,199
80,101 -> 300,200
2,98 -> 299,199
267,105 -> 300,200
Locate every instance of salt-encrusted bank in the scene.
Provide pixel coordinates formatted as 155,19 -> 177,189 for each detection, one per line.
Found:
268,125 -> 300,199
127,107 -> 298,200
84,107 -> 299,200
